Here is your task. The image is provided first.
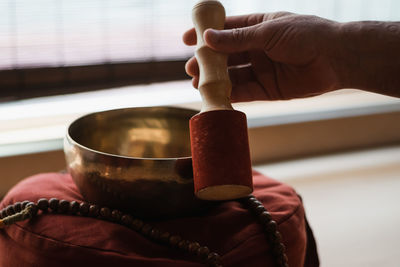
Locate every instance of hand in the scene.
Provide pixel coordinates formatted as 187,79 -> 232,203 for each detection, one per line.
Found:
183,12 -> 343,102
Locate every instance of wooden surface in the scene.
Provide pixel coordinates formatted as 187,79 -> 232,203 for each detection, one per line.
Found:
248,111 -> 400,164
0,150 -> 66,198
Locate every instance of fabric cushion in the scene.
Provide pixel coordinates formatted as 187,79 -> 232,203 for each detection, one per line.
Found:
0,171 -> 318,266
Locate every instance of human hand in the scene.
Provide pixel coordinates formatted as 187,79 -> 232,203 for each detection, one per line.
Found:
183,12 -> 343,102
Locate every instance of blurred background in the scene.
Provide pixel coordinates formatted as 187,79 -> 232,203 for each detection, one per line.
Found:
1,0 -> 399,74
1,0 -> 400,266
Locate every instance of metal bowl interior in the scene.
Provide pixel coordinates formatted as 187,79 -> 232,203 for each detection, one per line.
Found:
68,106 -> 194,159
64,106 -> 211,219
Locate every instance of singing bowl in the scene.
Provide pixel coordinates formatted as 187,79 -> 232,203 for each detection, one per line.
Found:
64,106 -> 212,219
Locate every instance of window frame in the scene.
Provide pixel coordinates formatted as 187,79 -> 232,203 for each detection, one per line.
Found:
0,59 -> 190,101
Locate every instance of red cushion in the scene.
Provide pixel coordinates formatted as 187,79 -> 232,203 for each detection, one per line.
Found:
0,171 -> 318,266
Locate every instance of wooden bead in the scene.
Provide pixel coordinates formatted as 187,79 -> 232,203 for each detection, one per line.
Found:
89,205 -> 100,217
282,254 -> 289,264
22,210 -> 32,220
276,253 -> 288,266
150,228 -> 160,239
272,243 -> 286,256
0,209 -> 7,219
258,211 -> 272,224
111,210 -> 122,222
253,204 -> 266,214
178,240 -> 190,251
196,246 -> 210,259
37,198 -> 49,211
58,200 -> 70,213
265,220 -> 277,232
79,202 -> 90,216
276,256 -> 285,266
69,201 -> 80,214
207,252 -> 221,265
188,242 -> 201,254
26,203 -> 38,216
6,205 -> 15,216
49,198 -> 59,211
169,235 -> 182,246
250,200 -> 262,209
0,193 -> 285,265
100,207 -> 111,219
241,195 -> 287,266
21,200 -> 30,209
131,219 -> 144,231
274,238 -> 286,251
159,231 -> 170,243
141,224 -> 152,235
121,214 -> 133,226
246,196 -> 256,203
13,202 -> 22,213
272,231 -> 282,243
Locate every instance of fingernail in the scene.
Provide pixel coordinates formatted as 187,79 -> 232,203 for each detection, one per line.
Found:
205,29 -> 219,44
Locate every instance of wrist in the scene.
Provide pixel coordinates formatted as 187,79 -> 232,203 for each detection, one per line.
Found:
332,22 -> 360,90
322,21 -> 354,92
334,21 -> 400,96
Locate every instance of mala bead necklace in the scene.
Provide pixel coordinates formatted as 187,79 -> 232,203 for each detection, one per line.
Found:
0,195 -> 289,267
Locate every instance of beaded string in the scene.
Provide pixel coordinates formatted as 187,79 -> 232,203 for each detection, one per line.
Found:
0,195 -> 288,267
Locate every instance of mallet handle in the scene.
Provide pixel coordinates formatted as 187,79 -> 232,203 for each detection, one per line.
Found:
192,0 -> 233,112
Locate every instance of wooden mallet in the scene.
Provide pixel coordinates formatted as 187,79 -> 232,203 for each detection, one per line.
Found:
190,0 -> 253,201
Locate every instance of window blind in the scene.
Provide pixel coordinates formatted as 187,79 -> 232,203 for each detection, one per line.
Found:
1,0 -> 398,70
0,0 -> 196,69
0,0 -> 398,100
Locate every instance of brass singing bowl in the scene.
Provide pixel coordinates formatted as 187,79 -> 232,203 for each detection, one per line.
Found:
64,106 -> 211,219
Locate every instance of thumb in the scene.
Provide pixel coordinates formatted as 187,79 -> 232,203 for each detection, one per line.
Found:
204,24 -> 266,53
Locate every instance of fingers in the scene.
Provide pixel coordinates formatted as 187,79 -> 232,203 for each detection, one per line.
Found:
182,28 -> 196,46
185,56 -> 199,88
185,53 -> 251,91
186,52 -> 250,74
225,12 -> 293,28
224,13 -> 267,29
231,82 -> 267,103
203,25 -> 265,53
192,76 -> 199,89
227,52 -> 250,66
185,24 -> 274,57
182,14 -> 263,46
182,12 -> 293,47
186,60 -> 273,102
185,51 -> 251,75
182,12 -> 295,101
229,66 -> 270,102
228,65 -> 255,86
263,11 -> 294,21
185,56 -> 198,77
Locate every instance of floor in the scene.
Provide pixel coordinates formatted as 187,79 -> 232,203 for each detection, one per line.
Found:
255,145 -> 400,267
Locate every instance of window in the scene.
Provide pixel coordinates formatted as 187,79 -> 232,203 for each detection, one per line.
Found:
1,0 -> 399,101
1,0 -> 399,158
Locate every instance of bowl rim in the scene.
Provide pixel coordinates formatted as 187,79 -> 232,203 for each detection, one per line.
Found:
65,106 -> 198,161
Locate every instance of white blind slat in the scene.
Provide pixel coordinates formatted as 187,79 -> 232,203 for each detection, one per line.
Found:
0,0 -> 398,69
